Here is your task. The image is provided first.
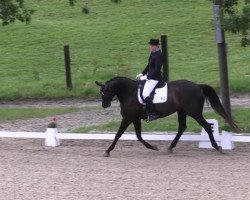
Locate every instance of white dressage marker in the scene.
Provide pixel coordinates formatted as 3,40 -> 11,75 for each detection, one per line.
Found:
45,128 -> 60,147
198,119 -> 220,149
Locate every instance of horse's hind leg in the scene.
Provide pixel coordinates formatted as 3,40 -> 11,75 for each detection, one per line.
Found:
168,111 -> 187,153
194,115 -> 222,153
133,119 -> 159,151
105,118 -> 131,157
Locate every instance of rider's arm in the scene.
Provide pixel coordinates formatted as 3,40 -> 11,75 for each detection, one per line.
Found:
141,53 -> 152,75
141,64 -> 149,75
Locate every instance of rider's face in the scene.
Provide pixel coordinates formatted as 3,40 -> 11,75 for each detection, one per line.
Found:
150,45 -> 159,53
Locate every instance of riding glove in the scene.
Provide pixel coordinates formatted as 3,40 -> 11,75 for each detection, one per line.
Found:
136,73 -> 143,80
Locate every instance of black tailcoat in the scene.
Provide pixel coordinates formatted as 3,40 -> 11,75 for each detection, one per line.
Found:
142,49 -> 163,81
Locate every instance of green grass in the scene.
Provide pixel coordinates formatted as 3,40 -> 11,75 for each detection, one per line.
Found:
0,0 -> 249,100
0,105 -> 101,121
74,108 -> 250,133
0,107 -> 79,121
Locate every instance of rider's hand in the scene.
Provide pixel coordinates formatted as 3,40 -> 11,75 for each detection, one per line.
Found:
136,73 -> 143,80
139,75 -> 147,81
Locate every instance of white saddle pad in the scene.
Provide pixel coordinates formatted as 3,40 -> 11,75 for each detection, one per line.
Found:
138,83 -> 168,105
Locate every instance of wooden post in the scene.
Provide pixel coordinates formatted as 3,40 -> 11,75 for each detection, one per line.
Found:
161,35 -> 169,82
213,0 -> 231,117
64,45 -> 73,90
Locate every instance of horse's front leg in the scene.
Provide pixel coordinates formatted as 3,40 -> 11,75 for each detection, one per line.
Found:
104,118 -> 131,157
133,119 -> 159,151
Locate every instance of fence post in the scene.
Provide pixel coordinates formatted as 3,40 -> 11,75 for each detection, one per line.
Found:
213,0 -> 231,117
64,45 -> 73,90
198,119 -> 219,148
161,35 -> 169,82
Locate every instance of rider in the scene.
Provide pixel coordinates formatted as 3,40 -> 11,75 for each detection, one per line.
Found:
136,38 -> 163,122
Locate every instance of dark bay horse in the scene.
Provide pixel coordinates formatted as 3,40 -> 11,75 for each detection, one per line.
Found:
95,76 -> 238,157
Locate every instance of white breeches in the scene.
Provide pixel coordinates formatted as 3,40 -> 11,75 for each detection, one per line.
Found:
142,79 -> 159,100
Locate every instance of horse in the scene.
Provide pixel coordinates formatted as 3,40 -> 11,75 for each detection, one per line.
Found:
95,76 -> 238,157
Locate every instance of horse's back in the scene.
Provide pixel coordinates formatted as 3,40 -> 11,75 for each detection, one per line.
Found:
168,79 -> 199,87
168,80 -> 203,95
167,80 -> 205,110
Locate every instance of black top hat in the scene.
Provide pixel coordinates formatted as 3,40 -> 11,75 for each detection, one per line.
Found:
148,38 -> 160,45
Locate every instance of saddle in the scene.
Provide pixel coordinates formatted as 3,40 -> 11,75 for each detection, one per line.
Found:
137,80 -> 168,105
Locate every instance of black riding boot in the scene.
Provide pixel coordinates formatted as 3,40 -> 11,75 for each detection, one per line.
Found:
145,97 -> 158,122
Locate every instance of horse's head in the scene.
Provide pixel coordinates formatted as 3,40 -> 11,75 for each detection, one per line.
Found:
95,81 -> 115,108
95,77 -> 137,108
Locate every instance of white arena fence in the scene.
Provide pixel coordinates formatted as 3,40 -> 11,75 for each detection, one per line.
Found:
0,119 -> 249,150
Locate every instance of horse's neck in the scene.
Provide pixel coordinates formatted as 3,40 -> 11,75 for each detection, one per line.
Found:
114,79 -> 137,105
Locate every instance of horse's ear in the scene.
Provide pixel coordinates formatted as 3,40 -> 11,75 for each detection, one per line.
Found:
95,81 -> 104,87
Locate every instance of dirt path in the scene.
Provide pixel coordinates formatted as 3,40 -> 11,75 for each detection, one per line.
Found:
0,94 -> 249,132
0,139 -> 250,200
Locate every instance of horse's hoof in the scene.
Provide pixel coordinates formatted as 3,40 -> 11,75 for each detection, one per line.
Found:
152,145 -> 159,151
217,146 -> 223,154
103,151 -> 110,157
168,148 -> 173,153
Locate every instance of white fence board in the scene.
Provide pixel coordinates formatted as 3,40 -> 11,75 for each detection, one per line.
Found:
57,132 -> 220,141
0,130 -> 249,150
0,131 -> 45,139
232,135 -> 250,142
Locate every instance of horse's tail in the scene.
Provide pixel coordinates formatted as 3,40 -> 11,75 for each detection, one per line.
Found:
199,84 -> 239,132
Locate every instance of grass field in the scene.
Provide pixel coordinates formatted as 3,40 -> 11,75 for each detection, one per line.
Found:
0,107 -> 79,121
74,108 -> 250,133
0,104 -> 102,121
0,0 -> 249,100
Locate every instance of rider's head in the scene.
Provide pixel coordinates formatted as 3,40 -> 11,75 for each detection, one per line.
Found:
148,38 -> 160,53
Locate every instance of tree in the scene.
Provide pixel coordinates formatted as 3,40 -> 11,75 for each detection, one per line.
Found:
0,0 -> 34,25
221,0 -> 250,46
